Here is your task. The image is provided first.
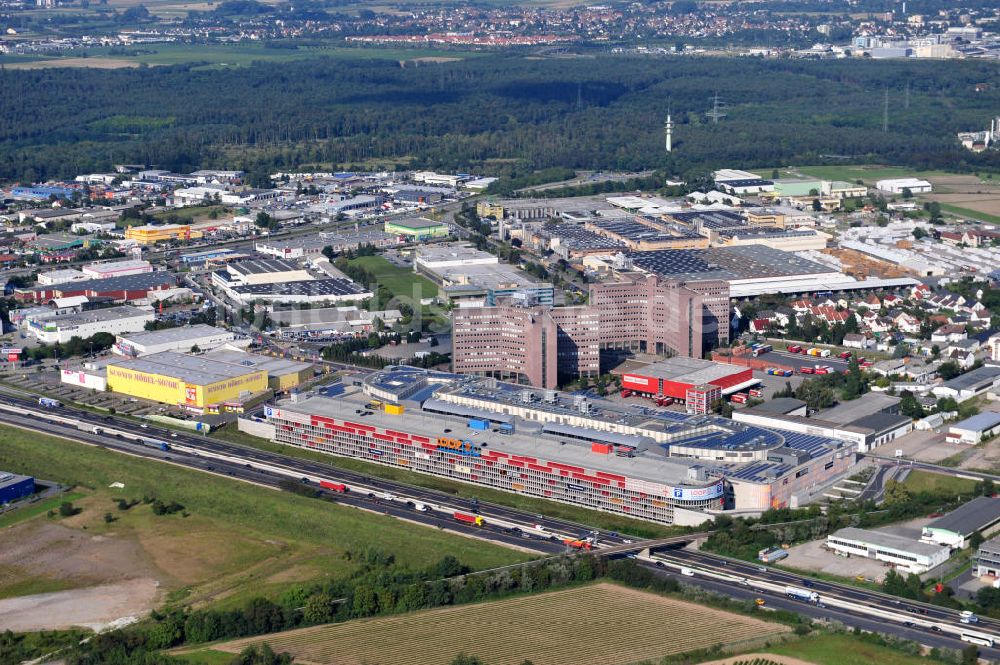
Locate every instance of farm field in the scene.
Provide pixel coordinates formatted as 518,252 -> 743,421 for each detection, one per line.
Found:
921,174 -> 1000,223
347,254 -> 439,300
0,424 -> 528,626
6,43 -> 484,69
203,583 -> 791,665
756,165 -> 951,184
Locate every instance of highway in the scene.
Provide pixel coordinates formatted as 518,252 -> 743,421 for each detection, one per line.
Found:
2,391 -> 998,657
639,562 -> 998,657
0,391 -> 617,551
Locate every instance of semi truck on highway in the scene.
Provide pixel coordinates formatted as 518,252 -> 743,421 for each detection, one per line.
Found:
137,438 -> 170,452
563,538 -> 593,550
785,586 -> 820,603
38,397 -> 61,408
454,512 -> 484,526
320,481 -> 348,493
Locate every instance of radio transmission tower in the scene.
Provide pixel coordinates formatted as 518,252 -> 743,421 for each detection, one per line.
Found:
706,93 -> 727,124
882,86 -> 889,133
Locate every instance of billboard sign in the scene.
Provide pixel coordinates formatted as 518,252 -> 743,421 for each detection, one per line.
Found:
436,436 -> 481,457
669,482 -> 725,502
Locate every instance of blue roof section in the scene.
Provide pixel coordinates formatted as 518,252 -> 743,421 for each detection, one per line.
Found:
730,462 -> 792,482
665,424 -> 784,453
781,432 -> 839,457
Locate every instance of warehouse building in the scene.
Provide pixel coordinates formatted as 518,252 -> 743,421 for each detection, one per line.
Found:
733,406 -> 912,453
113,324 -> 245,357
619,357 -> 755,406
932,366 -> 1000,401
82,259 -> 153,280
25,305 -> 154,344
106,351 -> 269,410
416,245 -> 554,306
223,278 -> 372,306
876,178 -> 933,195
947,412 -> 1000,445
921,497 -> 1000,548
414,243 -> 498,271
205,349 -> 313,392
585,218 -> 708,251
37,269 -> 87,286
0,471 -> 35,505
826,527 -> 950,575
124,224 -> 203,245
384,217 -> 450,240
16,271 -> 178,304
213,258 -> 313,287
976,535 -> 1000,578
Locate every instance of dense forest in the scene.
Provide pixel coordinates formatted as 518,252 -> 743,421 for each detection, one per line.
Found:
0,54 -> 998,182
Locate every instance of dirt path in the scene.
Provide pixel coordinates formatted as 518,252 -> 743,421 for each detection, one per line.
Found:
0,578 -> 161,631
698,655 -> 816,665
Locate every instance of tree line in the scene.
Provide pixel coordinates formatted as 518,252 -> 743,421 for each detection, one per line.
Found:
0,55 -> 998,184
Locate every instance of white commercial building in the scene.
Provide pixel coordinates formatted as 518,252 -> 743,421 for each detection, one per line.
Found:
113,324 -> 246,358
37,268 -> 87,286
875,178 -> 933,194
413,243 -> 499,271
60,367 -> 108,391
82,259 -> 153,280
26,305 -> 154,344
211,258 -> 313,289
827,527 -> 950,575
947,412 -> 1000,445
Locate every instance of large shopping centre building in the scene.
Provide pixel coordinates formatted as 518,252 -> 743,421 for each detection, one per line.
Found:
254,366 -> 857,525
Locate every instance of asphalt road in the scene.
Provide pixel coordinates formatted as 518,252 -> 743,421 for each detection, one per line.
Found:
636,561 -> 997,658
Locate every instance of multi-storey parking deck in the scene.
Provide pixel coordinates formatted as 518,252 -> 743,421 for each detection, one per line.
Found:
263,369 -> 859,522
266,393 -> 727,525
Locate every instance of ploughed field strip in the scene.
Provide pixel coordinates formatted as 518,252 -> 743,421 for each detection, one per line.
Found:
214,583 -> 790,665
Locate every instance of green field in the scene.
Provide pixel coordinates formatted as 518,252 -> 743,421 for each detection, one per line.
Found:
757,165 -> 950,185
347,255 -> 439,300
151,204 -> 228,223
212,426 -> 678,538
768,633 -> 945,665
0,425 -> 529,607
902,469 -> 978,495
937,203 -> 1000,225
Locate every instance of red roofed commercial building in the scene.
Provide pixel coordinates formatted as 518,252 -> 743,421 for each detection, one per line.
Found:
15,271 -> 176,304
619,357 -> 754,405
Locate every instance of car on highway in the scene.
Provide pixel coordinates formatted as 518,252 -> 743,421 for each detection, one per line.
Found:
755,598 -> 766,606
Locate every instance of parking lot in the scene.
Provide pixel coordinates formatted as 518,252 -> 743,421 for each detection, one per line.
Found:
764,349 -> 852,373
780,517 -> 934,584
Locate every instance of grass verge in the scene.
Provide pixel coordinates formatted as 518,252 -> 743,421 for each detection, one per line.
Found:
902,469 -> 978,495
0,424 -> 530,608
767,632 -> 944,665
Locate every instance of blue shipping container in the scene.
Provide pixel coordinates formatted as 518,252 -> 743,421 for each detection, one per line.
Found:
468,419 -> 490,430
